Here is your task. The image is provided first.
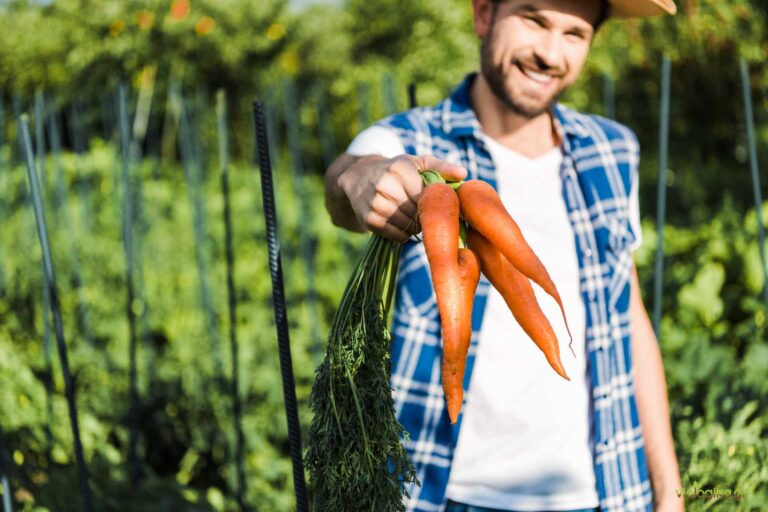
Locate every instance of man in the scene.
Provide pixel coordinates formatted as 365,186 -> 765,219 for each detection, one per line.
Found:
324,0 -> 683,511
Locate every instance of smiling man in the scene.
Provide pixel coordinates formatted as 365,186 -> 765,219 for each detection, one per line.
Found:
324,1 -> 682,511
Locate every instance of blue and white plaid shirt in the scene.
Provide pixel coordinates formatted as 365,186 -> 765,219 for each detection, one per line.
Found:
376,74 -> 652,512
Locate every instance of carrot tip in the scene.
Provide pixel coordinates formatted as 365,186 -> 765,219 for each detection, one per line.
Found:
445,390 -> 463,424
447,403 -> 461,424
549,357 -> 570,381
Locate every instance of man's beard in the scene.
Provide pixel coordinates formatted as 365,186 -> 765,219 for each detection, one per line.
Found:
480,38 -> 563,119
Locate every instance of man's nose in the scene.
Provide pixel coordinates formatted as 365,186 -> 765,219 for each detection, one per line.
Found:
532,32 -> 564,70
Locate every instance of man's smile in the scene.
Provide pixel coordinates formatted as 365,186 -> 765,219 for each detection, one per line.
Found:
516,63 -> 562,87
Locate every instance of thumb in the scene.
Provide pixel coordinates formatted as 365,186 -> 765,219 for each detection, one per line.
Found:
416,155 -> 468,182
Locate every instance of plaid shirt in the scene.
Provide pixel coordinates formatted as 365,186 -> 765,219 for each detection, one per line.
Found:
377,74 -> 652,512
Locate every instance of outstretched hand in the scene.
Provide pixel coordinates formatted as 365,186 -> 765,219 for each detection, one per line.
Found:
337,154 -> 467,241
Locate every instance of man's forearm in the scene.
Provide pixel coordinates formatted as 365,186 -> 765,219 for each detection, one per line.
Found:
630,265 -> 684,511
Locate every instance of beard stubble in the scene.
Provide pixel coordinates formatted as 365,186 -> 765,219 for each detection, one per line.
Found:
480,29 -> 566,119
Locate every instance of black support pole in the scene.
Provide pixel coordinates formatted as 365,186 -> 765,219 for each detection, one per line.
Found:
740,58 -> 768,312
0,94 -> 5,176
33,93 -> 54,464
118,84 -> 142,487
0,95 -> 4,292
176,87 -> 225,382
356,81 -> 370,131
0,423 -> 12,512
48,105 -> 94,348
382,72 -> 398,116
314,84 -> 336,170
34,91 -> 46,190
282,78 -> 320,360
67,101 -> 92,231
217,90 -> 247,510
408,83 -> 417,110
253,101 -> 308,512
19,114 -> 94,512
653,56 -> 671,338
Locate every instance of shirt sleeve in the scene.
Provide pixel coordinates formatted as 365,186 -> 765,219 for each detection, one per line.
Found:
346,125 -> 405,158
628,173 -> 643,252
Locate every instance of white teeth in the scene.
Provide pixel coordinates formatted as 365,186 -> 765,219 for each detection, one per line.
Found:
522,68 -> 553,84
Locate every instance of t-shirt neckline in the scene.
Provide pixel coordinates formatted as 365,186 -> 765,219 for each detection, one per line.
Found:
481,134 -> 563,166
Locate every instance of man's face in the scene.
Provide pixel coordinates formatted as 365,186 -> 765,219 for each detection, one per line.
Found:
476,0 -> 601,118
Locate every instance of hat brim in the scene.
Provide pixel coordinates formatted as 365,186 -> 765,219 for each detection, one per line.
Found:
609,0 -> 677,18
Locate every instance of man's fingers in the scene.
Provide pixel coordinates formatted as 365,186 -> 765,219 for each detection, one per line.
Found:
376,172 -> 411,207
365,211 -> 412,243
388,154 -> 467,202
375,172 -> 419,218
370,195 -> 415,233
417,155 -> 468,181
389,157 -> 426,201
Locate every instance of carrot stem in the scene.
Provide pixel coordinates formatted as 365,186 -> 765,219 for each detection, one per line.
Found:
420,170 -> 445,185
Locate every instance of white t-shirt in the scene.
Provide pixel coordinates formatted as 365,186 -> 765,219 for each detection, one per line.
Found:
347,125 -> 642,511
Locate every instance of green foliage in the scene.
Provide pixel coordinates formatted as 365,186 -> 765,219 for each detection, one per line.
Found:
0,0 -> 288,94
0,138 -> 365,510
634,199 -> 768,510
4,0 -> 767,220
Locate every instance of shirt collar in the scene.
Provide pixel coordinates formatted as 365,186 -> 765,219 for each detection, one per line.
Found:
443,72 -> 590,144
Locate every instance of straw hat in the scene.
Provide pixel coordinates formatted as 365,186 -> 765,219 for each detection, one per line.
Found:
610,0 -> 677,17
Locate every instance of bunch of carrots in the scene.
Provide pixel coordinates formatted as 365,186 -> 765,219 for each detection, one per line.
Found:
306,171 -> 573,510
418,171 -> 572,424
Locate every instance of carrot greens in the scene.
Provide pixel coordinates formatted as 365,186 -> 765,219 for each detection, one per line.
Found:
305,234 -> 417,511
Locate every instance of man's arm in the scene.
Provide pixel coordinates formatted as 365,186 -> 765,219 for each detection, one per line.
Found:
323,152 -> 467,241
630,263 -> 684,512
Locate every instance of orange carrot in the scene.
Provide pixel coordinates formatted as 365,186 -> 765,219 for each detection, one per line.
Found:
419,183 -> 468,424
457,247 -> 480,356
458,180 -> 572,344
449,247 -> 481,422
467,227 -> 569,381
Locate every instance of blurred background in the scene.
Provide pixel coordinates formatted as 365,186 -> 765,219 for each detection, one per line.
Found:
0,0 -> 767,510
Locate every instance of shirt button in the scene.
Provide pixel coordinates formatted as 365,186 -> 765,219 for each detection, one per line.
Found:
584,248 -> 594,258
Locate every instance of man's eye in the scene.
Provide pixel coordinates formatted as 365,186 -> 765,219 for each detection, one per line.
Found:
523,16 -> 544,27
566,31 -> 587,40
